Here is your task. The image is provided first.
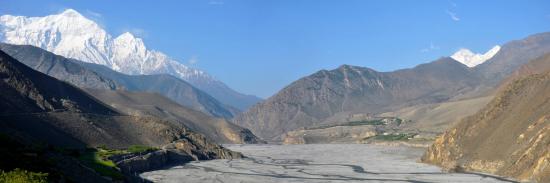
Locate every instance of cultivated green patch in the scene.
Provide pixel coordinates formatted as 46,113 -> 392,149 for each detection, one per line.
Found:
368,133 -> 417,141
127,145 -> 158,153
78,145 -> 158,180
346,119 -> 385,126
306,117 -> 402,130
0,168 -> 48,183
78,148 -> 124,180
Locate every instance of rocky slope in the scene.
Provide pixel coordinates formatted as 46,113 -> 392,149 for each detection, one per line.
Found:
0,43 -> 238,118
234,32 -> 550,140
0,9 -> 262,111
86,89 -> 262,144
0,49 -> 241,181
422,54 -> 550,183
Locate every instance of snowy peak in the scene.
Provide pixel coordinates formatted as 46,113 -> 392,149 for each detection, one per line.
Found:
116,32 -> 137,41
0,9 -> 202,78
59,9 -> 83,17
114,32 -> 146,54
451,45 -> 501,67
0,8 -> 110,64
47,9 -> 101,31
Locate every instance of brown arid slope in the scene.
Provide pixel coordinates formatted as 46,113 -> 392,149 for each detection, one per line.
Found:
422,55 -> 550,182
86,89 -> 262,144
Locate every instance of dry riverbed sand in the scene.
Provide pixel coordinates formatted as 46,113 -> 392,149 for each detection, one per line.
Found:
141,144 -> 516,183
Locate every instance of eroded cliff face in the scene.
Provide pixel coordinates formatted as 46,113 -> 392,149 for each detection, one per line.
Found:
422,71 -> 550,183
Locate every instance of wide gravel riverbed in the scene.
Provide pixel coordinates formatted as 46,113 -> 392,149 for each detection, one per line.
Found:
141,144 -> 516,183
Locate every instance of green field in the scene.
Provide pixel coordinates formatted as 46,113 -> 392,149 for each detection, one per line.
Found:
367,133 -> 417,141
78,148 -> 124,180
0,169 -> 48,183
78,145 -> 158,180
307,118 -> 401,130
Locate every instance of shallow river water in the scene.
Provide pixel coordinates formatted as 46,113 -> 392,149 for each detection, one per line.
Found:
140,144 -> 516,183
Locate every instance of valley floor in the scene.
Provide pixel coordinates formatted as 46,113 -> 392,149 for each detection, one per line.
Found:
140,144 -> 516,183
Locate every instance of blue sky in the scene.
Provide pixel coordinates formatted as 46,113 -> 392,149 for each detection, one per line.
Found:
2,0 -> 550,98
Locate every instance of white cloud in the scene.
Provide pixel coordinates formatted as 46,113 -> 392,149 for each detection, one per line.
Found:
421,42 -> 440,53
188,55 -> 199,65
446,10 -> 460,21
208,1 -> 225,5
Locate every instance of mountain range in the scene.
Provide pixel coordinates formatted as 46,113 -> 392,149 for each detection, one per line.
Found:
233,32 -> 550,140
0,9 -> 262,111
0,43 -> 262,143
1,8 -> 549,183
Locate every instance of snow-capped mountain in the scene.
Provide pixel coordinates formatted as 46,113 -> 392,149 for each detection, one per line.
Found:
0,9 -> 261,110
451,45 -> 501,67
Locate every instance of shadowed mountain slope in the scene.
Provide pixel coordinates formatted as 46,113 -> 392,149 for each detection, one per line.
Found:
0,50 -> 115,115
0,49 -> 241,181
